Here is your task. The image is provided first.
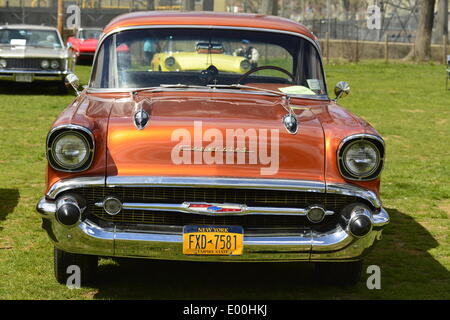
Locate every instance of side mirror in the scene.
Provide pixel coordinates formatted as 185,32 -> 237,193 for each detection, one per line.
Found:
334,81 -> 350,100
66,42 -> 73,50
65,73 -> 81,95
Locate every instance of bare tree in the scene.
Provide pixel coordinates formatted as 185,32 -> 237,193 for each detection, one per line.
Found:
261,0 -> 278,15
182,0 -> 195,10
405,0 -> 436,61
435,0 -> 448,43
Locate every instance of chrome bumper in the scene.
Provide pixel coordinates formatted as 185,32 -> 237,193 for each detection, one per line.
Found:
0,69 -> 68,82
37,196 -> 389,262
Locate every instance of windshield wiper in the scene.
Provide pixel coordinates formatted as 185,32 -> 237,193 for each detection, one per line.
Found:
131,84 -> 208,95
159,84 -> 207,89
133,83 -> 286,97
207,84 -> 287,97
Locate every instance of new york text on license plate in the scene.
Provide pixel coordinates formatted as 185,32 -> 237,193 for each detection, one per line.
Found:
183,225 -> 244,255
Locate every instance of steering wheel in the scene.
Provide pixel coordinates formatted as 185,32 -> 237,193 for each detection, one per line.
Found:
238,65 -> 295,84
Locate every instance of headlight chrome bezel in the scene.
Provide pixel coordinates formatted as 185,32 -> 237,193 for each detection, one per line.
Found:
46,125 -> 95,172
164,56 -> 175,68
337,134 -> 385,181
50,59 -> 60,69
41,59 -> 50,69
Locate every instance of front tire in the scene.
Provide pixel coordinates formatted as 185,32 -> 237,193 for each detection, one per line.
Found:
314,260 -> 363,285
54,247 -> 98,286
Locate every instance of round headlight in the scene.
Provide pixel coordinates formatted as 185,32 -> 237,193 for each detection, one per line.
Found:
41,60 -> 49,69
51,131 -> 90,170
338,136 -> 384,180
50,60 -> 59,69
343,140 -> 380,176
240,59 -> 251,70
165,56 -> 175,68
0,59 -> 7,68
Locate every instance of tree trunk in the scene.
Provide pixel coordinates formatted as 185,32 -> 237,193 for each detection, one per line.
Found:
182,0 -> 195,11
435,0 -> 448,42
262,0 -> 278,16
147,0 -> 154,10
405,0 -> 436,61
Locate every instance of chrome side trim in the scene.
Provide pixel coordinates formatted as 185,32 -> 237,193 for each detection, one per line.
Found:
326,182 -> 382,208
47,176 -> 105,199
96,201 -> 334,217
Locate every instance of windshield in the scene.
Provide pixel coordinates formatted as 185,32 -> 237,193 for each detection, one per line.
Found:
0,29 -> 62,48
90,28 -> 326,96
79,29 -> 102,40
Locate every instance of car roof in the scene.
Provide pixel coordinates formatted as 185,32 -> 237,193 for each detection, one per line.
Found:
78,28 -> 102,31
0,24 -> 59,31
103,11 -> 316,41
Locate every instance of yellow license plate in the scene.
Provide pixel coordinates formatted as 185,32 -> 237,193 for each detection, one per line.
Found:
183,225 -> 244,255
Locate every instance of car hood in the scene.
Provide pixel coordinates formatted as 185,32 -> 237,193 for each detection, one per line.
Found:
104,94 -> 326,181
0,45 -> 67,58
78,39 -> 98,51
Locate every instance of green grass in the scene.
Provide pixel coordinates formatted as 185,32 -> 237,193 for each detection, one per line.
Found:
0,61 -> 449,299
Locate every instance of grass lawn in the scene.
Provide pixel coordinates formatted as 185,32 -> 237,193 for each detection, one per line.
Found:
0,61 -> 449,299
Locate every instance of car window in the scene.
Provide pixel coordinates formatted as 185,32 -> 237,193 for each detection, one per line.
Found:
90,28 -> 326,96
79,30 -> 102,40
0,29 -> 62,48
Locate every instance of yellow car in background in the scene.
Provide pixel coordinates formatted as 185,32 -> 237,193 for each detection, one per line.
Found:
150,42 -> 252,73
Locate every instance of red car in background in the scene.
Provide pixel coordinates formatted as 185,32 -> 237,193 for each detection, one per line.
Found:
67,27 -> 102,63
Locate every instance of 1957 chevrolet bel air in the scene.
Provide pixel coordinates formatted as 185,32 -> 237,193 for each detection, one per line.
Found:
36,11 -> 389,286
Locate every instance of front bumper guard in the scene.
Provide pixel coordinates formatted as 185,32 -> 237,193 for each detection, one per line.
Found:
0,69 -> 69,82
37,196 -> 389,262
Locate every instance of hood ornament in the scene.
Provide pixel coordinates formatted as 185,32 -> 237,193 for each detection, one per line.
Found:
134,109 -> 150,130
283,113 -> 298,134
132,91 -> 151,130
282,96 -> 298,134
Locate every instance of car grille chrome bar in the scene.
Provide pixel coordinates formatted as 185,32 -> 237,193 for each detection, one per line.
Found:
95,201 -> 335,217
46,176 -> 381,210
106,176 -> 326,193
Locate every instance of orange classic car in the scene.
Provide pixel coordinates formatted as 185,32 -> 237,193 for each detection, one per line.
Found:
36,11 -> 389,286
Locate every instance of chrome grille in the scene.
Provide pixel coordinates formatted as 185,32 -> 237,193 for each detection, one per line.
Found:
76,186 -> 356,209
4,58 -> 62,70
71,186 -> 358,228
90,207 -> 314,229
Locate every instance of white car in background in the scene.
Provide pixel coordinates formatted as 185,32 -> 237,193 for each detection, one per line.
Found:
0,24 -> 75,90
